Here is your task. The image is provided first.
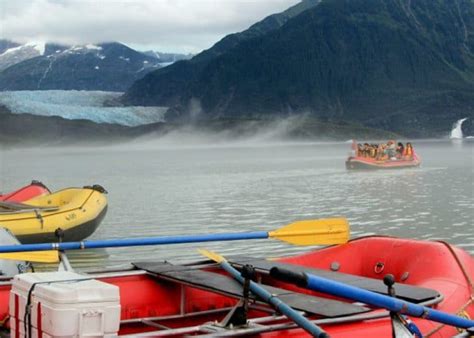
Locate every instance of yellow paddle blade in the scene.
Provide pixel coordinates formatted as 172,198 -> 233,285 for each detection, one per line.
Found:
198,248 -> 225,263
268,218 -> 350,245
0,250 -> 59,263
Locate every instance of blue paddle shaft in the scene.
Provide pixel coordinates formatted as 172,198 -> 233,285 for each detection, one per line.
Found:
0,232 -> 270,253
220,261 -> 328,338
303,272 -> 474,329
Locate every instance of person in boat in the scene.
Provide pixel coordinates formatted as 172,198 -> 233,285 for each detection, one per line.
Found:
396,142 -> 404,159
404,142 -> 414,160
383,143 -> 391,160
369,144 -> 377,158
374,144 -> 380,158
382,142 -> 389,159
375,144 -> 384,160
357,144 -> 363,157
386,140 -> 397,159
369,144 -> 376,158
363,143 -> 370,157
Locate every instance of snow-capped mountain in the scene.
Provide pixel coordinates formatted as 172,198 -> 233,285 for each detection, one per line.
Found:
0,40 -> 21,54
0,42 -> 161,91
0,40 -> 48,71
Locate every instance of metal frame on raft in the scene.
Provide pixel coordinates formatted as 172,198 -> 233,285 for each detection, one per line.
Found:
114,285 -> 444,337
5,253 -> 435,337
0,265 -> 447,337
78,261 -> 446,337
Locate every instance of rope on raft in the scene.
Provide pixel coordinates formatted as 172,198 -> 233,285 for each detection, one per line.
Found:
425,241 -> 474,337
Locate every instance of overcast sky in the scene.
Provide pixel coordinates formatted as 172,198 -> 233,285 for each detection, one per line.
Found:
0,0 -> 300,53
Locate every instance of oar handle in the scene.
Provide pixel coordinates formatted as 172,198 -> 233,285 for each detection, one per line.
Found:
270,267 -> 474,330
270,267 -> 307,287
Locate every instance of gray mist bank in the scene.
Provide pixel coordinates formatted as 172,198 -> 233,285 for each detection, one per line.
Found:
0,105 -> 402,147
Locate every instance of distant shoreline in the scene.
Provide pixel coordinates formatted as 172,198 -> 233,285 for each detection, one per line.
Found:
0,104 -> 412,147
1,89 -> 472,145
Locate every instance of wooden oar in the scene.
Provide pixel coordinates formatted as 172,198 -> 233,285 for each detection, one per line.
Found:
0,218 -> 350,256
270,267 -> 474,330
199,249 -> 329,338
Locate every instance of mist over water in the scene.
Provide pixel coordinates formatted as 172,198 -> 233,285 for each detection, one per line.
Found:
0,138 -> 472,271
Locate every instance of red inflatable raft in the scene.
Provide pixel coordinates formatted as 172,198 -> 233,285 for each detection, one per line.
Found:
346,153 -> 421,170
0,236 -> 472,337
0,181 -> 50,203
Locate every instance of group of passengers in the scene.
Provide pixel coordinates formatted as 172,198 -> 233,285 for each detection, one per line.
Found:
353,140 -> 414,161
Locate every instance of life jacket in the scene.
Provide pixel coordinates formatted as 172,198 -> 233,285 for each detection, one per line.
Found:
404,146 -> 413,156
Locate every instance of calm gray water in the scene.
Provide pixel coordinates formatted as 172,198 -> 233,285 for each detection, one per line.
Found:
0,139 -> 473,270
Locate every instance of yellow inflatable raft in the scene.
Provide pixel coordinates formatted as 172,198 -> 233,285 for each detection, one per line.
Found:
0,185 -> 107,244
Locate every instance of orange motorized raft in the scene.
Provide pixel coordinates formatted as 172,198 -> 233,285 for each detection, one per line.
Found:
346,153 -> 421,170
346,141 -> 421,170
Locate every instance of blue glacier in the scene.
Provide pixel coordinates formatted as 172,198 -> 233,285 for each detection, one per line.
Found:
0,90 -> 167,126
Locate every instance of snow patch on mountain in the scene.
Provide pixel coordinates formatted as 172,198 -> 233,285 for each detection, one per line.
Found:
85,44 -> 102,50
0,45 -> 24,56
0,90 -> 167,126
142,50 -> 193,64
158,62 -> 174,67
0,42 -> 46,71
1,42 -> 45,56
69,44 -> 102,52
26,42 -> 46,55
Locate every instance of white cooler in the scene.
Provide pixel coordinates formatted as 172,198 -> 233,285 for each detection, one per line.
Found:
10,271 -> 120,337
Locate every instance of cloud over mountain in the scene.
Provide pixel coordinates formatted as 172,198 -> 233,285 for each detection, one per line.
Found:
0,0 -> 299,53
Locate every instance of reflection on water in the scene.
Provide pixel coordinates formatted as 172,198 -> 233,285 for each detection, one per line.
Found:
0,139 -> 473,271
